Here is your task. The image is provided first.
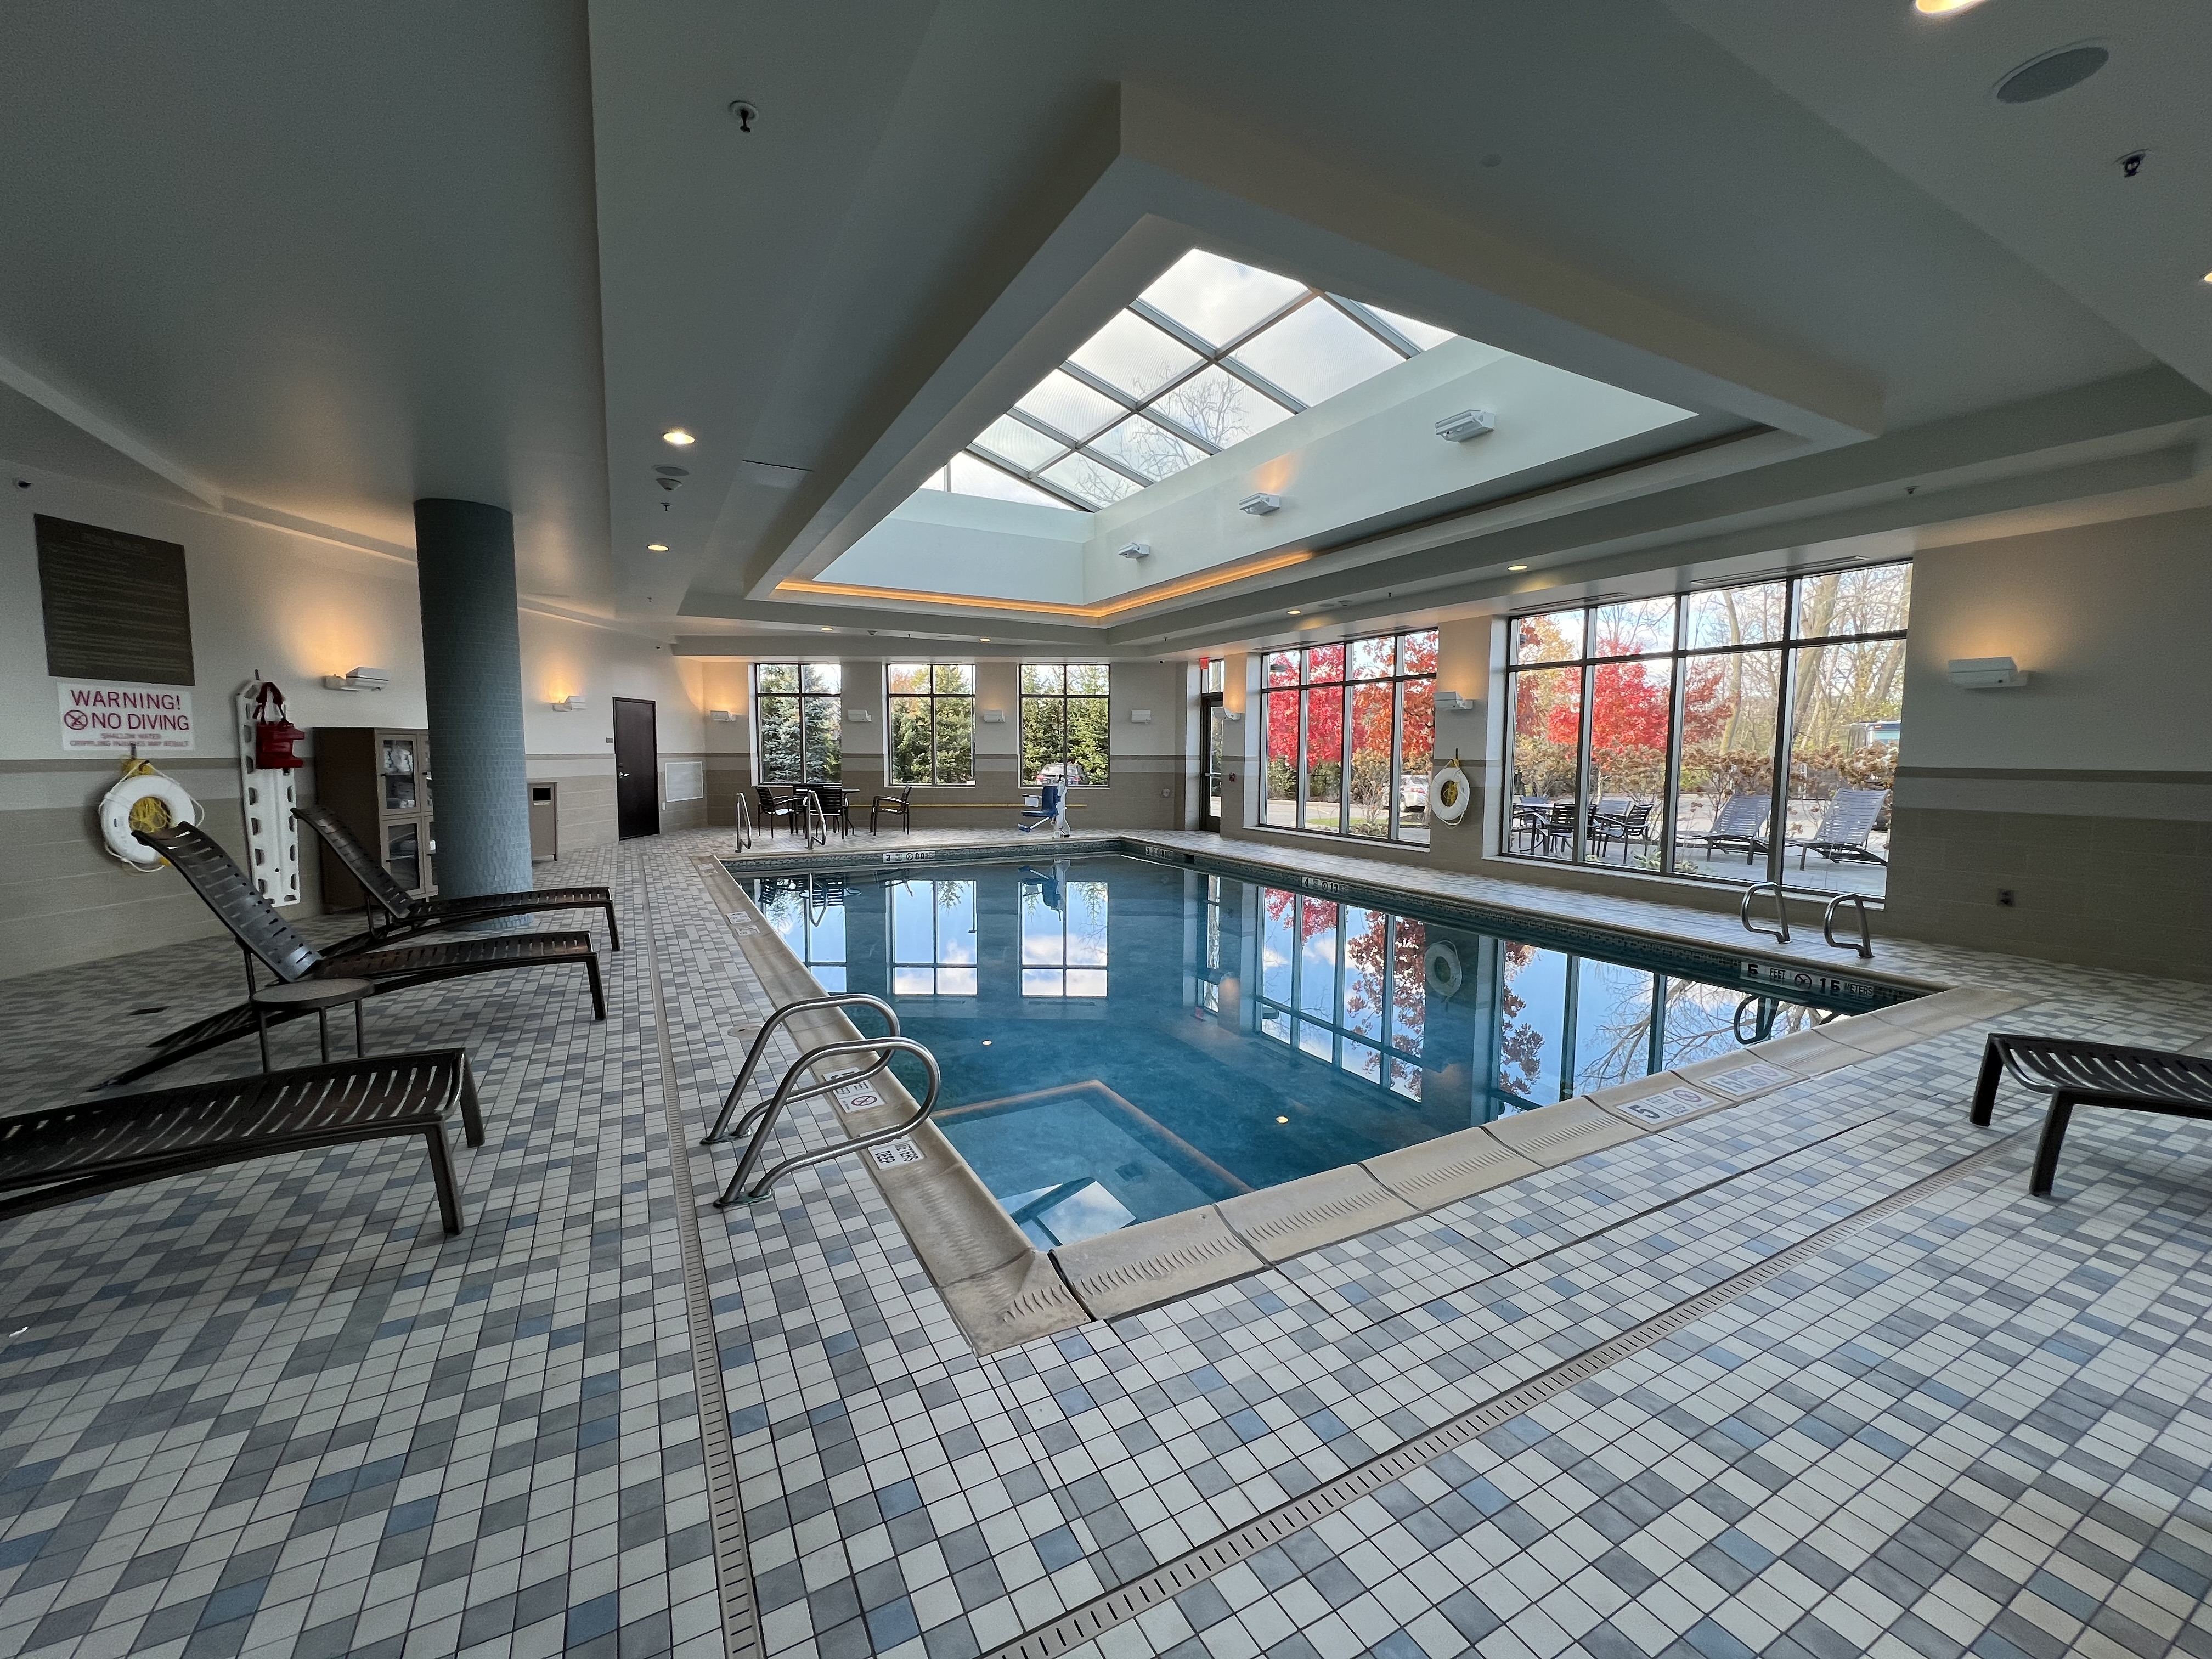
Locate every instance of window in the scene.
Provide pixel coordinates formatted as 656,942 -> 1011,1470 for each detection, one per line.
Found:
1020,663 -> 1110,785
1021,873 -> 1108,997
1257,628 -> 1436,844
754,663 -> 842,783
887,663 -> 974,785
890,879 -> 977,997
1200,657 -> 1226,693
1502,563 -> 1908,898
1256,889 -> 1424,1099
924,249 -> 1456,511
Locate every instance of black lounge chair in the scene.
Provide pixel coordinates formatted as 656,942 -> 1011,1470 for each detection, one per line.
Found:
106,824 -> 602,1087
294,804 -> 619,951
1787,788 -> 1891,868
871,786 -> 912,834
1970,1032 -> 2212,1197
1,1049 -> 483,1233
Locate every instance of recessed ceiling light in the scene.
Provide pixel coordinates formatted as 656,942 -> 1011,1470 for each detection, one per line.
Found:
662,427 -> 696,446
1287,608 -> 1301,616
1508,564 -> 1529,572
1276,1115 -> 1289,1124
1914,0 -> 1987,13
820,626 -> 833,632
646,543 -> 668,552
2202,270 -> 2212,284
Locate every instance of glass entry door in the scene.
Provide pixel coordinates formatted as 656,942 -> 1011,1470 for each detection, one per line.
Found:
1201,692 -> 1225,832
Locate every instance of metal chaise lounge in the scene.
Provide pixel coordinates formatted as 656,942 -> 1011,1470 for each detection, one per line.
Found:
295,804 -> 619,951
1787,788 -> 1892,868
1970,1031 -> 2212,1197
1688,794 -> 1770,863
1,1049 -> 484,1233
105,824 -> 603,1087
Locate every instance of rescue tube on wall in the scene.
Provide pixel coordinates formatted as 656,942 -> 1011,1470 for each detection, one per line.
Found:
99,765 -> 199,869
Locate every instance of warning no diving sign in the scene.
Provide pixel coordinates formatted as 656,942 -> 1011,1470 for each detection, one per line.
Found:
57,680 -> 196,753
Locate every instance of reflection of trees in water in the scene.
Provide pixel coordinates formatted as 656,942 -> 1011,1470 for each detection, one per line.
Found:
1497,944 -> 1543,1097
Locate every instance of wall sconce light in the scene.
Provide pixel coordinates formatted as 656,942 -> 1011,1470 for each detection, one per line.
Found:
1238,493 -> 1282,516
708,709 -> 737,722
323,667 -> 392,692
1128,708 -> 1153,724
845,707 -> 873,722
551,694 -> 585,712
1435,409 -> 1497,442
980,708 -> 1007,724
1116,542 -> 1151,561
1223,709 -> 1244,721
1948,656 -> 2028,689
1438,691 -> 1479,713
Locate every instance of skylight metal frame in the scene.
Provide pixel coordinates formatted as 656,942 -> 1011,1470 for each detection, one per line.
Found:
962,272 -> 1438,511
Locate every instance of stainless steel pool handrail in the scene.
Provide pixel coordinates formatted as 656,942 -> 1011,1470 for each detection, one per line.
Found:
714,1035 -> 940,1205
702,992 -> 900,1144
1741,881 -> 1790,943
795,788 -> 830,848
1823,892 -> 1874,959
733,792 -> 754,853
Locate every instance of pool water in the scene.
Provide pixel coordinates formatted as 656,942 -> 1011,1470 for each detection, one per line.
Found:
748,856 -> 1846,1249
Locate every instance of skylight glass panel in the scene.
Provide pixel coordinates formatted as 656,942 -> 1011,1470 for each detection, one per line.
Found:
1366,303 -> 1456,351
1014,371 -> 1124,444
1139,250 -> 1306,349
941,249 -> 1459,510
972,415 -> 1065,473
1066,312 -> 1200,401
1150,365 -> 1294,449
1040,454 -> 1141,508
1232,301 -> 1404,406
1087,415 -> 1204,483
947,453 -> 1076,509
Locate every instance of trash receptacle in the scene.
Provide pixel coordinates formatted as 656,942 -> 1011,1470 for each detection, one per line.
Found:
529,782 -> 558,862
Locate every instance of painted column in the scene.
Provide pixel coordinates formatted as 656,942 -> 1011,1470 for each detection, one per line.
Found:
414,498 -> 532,902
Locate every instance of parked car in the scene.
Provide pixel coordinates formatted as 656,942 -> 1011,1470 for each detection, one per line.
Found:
1401,773 -> 1429,812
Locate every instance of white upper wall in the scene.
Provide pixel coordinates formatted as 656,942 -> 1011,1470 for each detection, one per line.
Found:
821,340 -> 1689,607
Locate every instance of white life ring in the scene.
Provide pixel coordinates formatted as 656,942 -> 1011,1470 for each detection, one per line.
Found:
100,771 -> 199,868
1430,763 -> 1472,824
1424,940 -> 1464,1000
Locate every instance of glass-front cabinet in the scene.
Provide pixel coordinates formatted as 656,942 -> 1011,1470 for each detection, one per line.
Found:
312,726 -> 436,907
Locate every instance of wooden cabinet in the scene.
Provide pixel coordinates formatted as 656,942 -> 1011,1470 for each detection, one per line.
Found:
313,728 -> 435,909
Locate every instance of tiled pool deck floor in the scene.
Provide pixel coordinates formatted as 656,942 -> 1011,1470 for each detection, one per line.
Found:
1,828 -> 2209,1659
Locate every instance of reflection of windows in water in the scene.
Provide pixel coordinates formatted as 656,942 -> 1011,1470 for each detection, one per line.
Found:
1195,874 -> 1227,1021
753,878 -> 846,992
1021,878 -> 1108,997
1254,888 -> 1424,1101
890,879 -> 978,997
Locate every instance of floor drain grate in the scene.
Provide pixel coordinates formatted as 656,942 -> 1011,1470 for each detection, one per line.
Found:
984,1131 -> 2024,1659
639,855 -> 764,1659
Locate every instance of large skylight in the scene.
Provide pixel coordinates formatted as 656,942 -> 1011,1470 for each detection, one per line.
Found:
916,250 -> 1457,512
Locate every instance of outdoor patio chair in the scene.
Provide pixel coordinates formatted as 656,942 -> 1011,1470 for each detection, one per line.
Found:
1788,788 -> 1891,867
106,825 -> 602,1087
870,786 -> 913,834
1688,794 -> 1770,862
1594,801 -> 1657,861
295,804 -> 619,951
1,1049 -> 484,1233
1538,800 -> 1579,856
753,786 -> 804,837
1968,1032 -> 2212,1198
802,785 -> 853,836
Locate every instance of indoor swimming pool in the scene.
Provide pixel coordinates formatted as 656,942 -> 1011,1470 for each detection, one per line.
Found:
743,855 -> 1877,1249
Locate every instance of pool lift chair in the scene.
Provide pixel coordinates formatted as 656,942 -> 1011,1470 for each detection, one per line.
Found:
1019,782 -> 1072,836
699,992 -> 941,1205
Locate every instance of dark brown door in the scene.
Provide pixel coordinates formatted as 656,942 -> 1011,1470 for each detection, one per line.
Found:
613,697 -> 659,839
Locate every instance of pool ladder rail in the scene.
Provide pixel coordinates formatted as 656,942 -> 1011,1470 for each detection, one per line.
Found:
700,992 -> 941,1205
1741,882 -> 1875,960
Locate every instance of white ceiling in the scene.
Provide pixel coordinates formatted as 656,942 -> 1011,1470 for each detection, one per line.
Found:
0,0 -> 2204,652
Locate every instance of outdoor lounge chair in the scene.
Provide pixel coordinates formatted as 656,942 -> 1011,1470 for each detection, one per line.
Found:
295,804 -> 619,951
0,1049 -> 483,1233
870,786 -> 912,834
1787,788 -> 1891,867
104,825 -> 602,1087
1969,1032 -> 2212,1197
1688,794 -> 1770,862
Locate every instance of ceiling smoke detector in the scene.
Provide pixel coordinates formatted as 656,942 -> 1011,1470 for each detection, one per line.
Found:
1995,44 -> 2109,104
